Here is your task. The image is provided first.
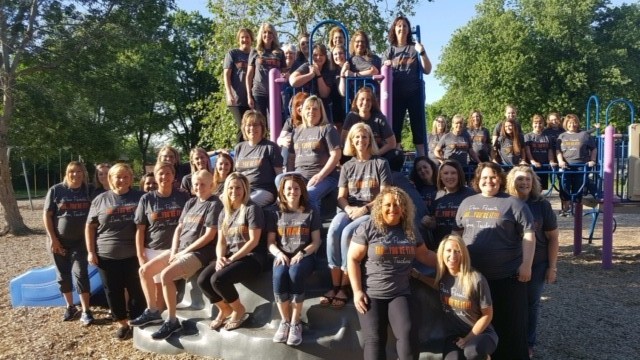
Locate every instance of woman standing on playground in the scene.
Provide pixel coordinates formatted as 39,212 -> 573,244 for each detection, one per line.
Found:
224,27 -> 253,141
328,26 -> 346,49
86,163 -> 146,340
197,172 -> 265,331
157,145 -> 190,186
44,161 -> 94,325
556,113 -> 597,215
91,162 -> 111,198
140,172 -> 158,193
506,165 -> 558,359
466,110 -> 491,163
348,187 -> 436,360
234,110 -> 283,206
429,234 -> 498,359
383,15 -> 432,157
525,114 -> 555,190
422,159 -> 476,250
493,118 -> 527,169
428,115 -> 448,165
455,162 -> 535,360
344,30 -> 381,78
133,161 -> 190,319
341,87 -> 403,170
181,147 -> 213,195
246,23 -> 285,118
267,174 -> 322,346
324,123 -> 391,309
330,45 -> 348,129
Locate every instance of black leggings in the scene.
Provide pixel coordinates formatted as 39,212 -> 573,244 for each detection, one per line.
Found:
197,255 -> 261,304
97,256 -> 146,321
443,334 -> 497,360
357,294 -> 417,360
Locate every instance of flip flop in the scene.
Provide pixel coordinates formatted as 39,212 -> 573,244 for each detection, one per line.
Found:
209,316 -> 230,330
319,290 -> 335,306
331,295 -> 348,309
224,313 -> 250,331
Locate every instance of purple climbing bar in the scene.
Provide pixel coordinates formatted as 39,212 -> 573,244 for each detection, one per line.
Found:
601,125 -> 614,269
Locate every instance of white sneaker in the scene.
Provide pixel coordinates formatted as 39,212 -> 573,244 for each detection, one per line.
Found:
272,320 -> 290,343
286,322 -> 302,346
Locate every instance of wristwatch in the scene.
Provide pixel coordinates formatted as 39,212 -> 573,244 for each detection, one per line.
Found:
299,249 -> 307,256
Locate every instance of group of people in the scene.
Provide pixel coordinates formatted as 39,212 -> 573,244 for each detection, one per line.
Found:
224,15 -> 432,159
429,105 -> 598,216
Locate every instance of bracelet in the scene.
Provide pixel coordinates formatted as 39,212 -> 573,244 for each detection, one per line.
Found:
419,50 -> 426,56
299,249 -> 307,256
315,75 -> 321,79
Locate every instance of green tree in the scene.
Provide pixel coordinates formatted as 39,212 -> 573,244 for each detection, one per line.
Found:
434,0 -> 638,132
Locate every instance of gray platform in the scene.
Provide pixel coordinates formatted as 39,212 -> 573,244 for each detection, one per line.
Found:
133,265 -> 446,359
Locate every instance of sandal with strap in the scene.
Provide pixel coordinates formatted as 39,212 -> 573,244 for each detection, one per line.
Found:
320,287 -> 338,307
331,286 -> 349,309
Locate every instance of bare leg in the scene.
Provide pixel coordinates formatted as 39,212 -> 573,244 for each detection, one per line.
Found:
227,298 -> 246,323
291,301 -> 303,325
79,292 -> 90,312
160,262 -> 188,321
139,252 -> 170,312
276,301 -> 292,323
62,292 -> 74,307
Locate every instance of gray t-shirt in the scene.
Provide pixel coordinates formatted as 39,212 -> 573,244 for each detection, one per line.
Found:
178,195 -> 222,265
439,272 -> 498,343
134,189 -> 190,250
349,54 -> 382,73
342,110 -> 394,150
339,156 -> 392,207
430,187 -> 477,250
427,133 -> 444,163
88,190 -> 144,260
292,62 -> 336,100
495,134 -> 525,165
382,44 -> 422,94
526,197 -> 557,264
352,220 -> 424,299
543,127 -> 564,151
455,193 -> 534,280
223,49 -> 250,106
557,131 -> 595,163
290,124 -> 341,180
437,132 -> 474,166
44,183 -> 91,242
466,128 -> 491,161
234,139 -> 283,196
248,48 -> 286,96
219,202 -> 265,256
525,132 -> 552,164
268,209 -> 321,256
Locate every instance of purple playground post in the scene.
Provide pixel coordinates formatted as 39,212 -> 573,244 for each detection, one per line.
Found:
573,200 -> 582,255
269,68 -> 284,143
602,125 -> 615,269
379,65 -> 393,125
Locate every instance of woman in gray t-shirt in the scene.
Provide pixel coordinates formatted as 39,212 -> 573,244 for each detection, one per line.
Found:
348,187 -> 436,360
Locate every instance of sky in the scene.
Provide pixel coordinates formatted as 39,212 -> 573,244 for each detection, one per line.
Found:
175,0 -> 628,104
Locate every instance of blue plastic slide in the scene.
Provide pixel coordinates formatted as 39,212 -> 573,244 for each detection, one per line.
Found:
10,265 -> 103,307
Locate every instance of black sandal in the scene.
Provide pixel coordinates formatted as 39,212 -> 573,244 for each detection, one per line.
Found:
320,287 -> 338,306
331,286 -> 349,309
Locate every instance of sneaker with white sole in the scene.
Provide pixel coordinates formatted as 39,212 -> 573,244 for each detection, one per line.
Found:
129,308 -> 163,327
80,311 -> 94,326
151,319 -> 182,340
286,322 -> 302,346
272,321 -> 290,343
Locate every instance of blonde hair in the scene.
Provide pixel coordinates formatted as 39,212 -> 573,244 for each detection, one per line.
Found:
434,234 -> 480,298
256,23 -> 281,54
343,123 -> 379,157
192,169 -> 214,197
157,145 -> 180,166
370,187 -> 416,242
189,147 -> 213,173
221,172 -> 250,236
107,163 -> 134,191
63,161 -> 89,190
301,95 -> 330,128
506,165 -> 542,201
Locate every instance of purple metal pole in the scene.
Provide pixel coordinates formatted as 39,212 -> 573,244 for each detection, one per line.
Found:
601,125 -> 614,269
268,68 -> 283,143
380,65 -> 393,127
573,202 -> 582,255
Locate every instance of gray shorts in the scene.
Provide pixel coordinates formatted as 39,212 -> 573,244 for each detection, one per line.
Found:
172,252 -> 203,280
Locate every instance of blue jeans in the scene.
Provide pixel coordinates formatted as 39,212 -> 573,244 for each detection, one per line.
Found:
527,260 -> 548,347
272,255 -> 316,303
327,211 -> 370,271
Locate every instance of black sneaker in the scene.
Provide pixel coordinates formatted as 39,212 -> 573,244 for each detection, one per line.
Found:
129,308 -> 163,327
63,305 -> 79,321
151,319 -> 182,340
114,325 -> 132,340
